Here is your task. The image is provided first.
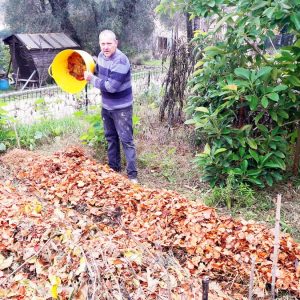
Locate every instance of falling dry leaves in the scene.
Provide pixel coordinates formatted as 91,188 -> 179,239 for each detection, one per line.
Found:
0,146 -> 299,299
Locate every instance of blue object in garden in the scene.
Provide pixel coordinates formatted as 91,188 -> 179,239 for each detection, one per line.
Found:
0,79 -> 9,90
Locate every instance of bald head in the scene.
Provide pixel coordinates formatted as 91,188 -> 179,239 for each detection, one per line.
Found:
99,30 -> 117,42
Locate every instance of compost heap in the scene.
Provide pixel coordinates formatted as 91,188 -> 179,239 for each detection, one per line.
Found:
67,53 -> 86,81
0,147 -> 299,300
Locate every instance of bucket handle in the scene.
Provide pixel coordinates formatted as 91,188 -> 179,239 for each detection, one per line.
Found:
48,64 -> 53,77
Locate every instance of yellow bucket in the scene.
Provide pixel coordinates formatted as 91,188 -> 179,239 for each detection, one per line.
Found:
48,49 -> 95,94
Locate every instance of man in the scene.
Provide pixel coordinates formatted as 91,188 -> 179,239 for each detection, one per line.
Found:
84,30 -> 138,183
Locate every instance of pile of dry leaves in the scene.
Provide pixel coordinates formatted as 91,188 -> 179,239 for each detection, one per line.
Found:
0,146 -> 299,299
67,53 -> 86,81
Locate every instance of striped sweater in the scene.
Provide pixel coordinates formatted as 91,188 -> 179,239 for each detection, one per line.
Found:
90,49 -> 133,110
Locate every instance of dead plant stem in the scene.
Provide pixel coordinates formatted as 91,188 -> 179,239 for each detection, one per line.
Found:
99,247 -> 122,299
80,246 -> 96,300
0,231 -> 61,287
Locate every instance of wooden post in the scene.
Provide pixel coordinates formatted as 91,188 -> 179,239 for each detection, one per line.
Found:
21,70 -> 37,91
202,276 -> 209,300
15,67 -> 19,87
271,194 -> 281,300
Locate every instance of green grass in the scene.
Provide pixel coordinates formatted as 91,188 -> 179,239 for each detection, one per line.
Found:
142,59 -> 163,67
16,116 -> 86,150
143,58 -> 170,68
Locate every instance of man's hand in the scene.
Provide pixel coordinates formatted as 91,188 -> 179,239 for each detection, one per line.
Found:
84,71 -> 93,81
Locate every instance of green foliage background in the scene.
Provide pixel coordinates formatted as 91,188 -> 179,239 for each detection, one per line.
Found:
0,43 -> 10,71
2,0 -> 158,56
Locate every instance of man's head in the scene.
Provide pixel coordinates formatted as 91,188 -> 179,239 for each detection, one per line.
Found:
99,30 -> 118,58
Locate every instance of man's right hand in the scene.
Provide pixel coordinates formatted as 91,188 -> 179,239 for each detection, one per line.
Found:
84,71 -> 93,81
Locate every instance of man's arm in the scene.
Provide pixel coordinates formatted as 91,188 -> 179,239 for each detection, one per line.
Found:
84,58 -> 130,93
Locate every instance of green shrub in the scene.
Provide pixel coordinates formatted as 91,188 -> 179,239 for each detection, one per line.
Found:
75,109 -> 106,147
0,43 -> 10,71
181,0 -> 300,188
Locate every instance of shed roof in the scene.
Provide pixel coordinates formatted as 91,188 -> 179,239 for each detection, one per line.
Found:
3,33 -> 79,50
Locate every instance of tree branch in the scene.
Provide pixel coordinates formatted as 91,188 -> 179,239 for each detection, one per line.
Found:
244,37 -> 269,63
0,232 -> 61,287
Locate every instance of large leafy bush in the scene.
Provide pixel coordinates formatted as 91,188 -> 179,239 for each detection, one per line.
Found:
158,0 -> 300,187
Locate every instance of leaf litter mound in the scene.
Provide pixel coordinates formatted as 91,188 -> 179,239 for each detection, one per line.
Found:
0,146 -> 299,299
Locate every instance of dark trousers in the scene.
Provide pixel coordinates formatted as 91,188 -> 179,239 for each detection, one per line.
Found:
101,106 -> 137,179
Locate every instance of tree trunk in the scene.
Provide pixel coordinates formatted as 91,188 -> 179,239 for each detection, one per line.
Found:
39,0 -> 46,12
48,0 -> 81,45
293,125 -> 300,175
90,0 -> 100,28
186,12 -> 193,42
120,0 -> 138,27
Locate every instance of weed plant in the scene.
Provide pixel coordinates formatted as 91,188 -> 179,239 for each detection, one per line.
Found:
0,101 -> 15,151
135,83 -> 163,108
204,174 -> 256,209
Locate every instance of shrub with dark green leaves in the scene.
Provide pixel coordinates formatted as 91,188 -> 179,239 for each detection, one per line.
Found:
157,0 -> 300,187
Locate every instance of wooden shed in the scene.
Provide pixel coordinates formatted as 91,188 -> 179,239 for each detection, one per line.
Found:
3,33 -> 80,88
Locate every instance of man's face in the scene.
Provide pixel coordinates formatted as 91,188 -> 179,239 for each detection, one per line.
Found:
100,37 -> 118,58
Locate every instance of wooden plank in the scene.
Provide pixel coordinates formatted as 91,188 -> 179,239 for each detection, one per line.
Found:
21,70 -> 37,90
16,34 -> 38,50
42,35 -> 62,49
50,33 -> 79,48
31,50 -> 56,68
29,34 -> 52,49
16,33 -> 79,50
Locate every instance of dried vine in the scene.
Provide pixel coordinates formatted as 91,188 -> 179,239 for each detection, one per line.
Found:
159,38 -> 194,126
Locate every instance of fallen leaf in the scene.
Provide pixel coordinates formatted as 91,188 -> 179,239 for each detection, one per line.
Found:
0,256 -> 13,270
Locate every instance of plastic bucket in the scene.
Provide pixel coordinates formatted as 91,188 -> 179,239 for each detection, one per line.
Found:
0,78 -> 9,90
49,49 -> 95,94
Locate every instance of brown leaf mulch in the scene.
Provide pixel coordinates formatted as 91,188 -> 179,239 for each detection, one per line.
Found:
0,146 -> 299,299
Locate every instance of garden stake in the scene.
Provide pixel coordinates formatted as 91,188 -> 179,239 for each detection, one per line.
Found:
85,84 -> 88,112
202,276 -> 209,300
271,194 -> 281,299
147,71 -> 151,88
